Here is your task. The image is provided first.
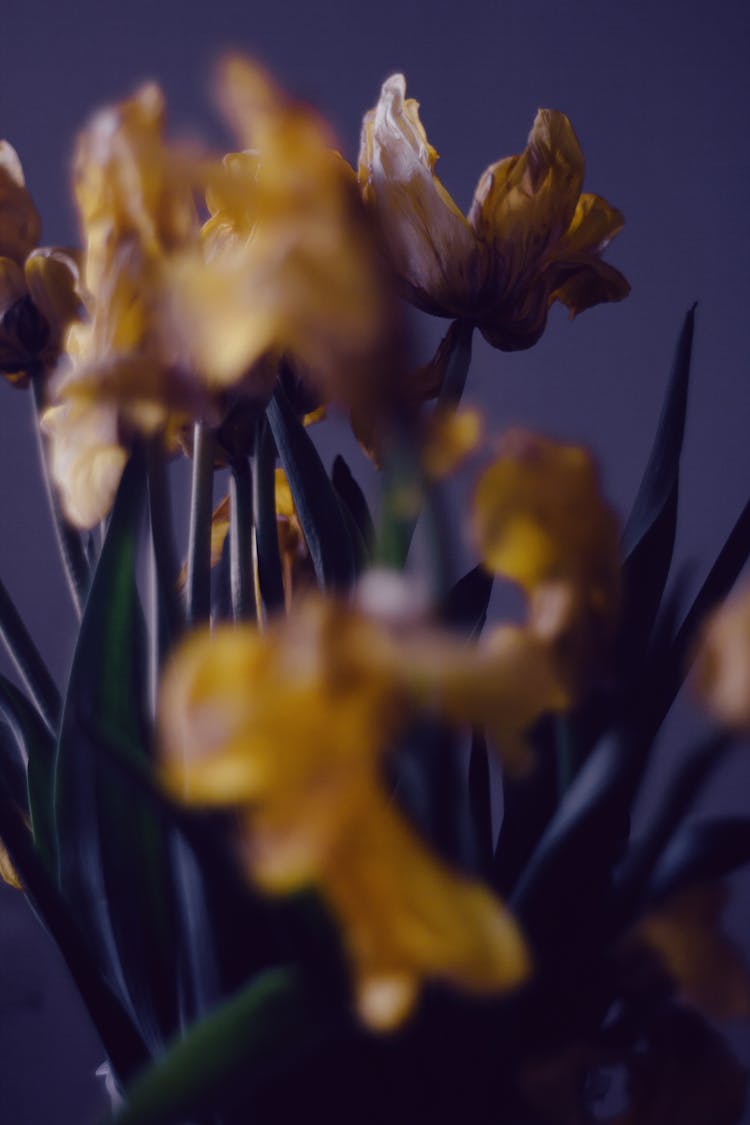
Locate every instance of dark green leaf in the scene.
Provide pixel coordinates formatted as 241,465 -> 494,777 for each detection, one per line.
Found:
111,968 -> 336,1125
619,306 -> 696,674
439,565 -> 493,638
332,455 -> 376,557
0,573 -> 61,735
54,454 -> 180,1050
648,497 -> 750,734
511,729 -> 643,952
468,730 -> 494,878
0,674 -> 56,871
267,384 -> 355,590
253,414 -> 285,615
644,816 -> 750,909
0,790 -> 149,1083
615,732 -> 731,913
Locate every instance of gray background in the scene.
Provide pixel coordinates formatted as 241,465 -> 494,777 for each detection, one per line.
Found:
1,0 -> 750,1120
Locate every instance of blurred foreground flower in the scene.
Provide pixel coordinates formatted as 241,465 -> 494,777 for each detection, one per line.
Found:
694,581 -> 750,730
472,429 -> 621,693
156,594 -> 564,1027
44,58 -> 398,528
359,75 -> 629,349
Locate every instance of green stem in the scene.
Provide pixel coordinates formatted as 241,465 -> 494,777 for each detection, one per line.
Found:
146,442 -> 183,648
0,575 -> 61,734
30,369 -> 90,617
253,416 -> 285,617
185,423 -> 215,628
229,458 -> 256,623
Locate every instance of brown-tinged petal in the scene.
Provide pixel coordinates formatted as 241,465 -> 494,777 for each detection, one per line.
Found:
470,110 -> 584,297
359,74 -> 483,317
0,141 -> 41,265
24,248 -> 81,347
547,254 -> 631,319
634,883 -> 750,1019
0,835 -> 22,889
556,192 -> 625,256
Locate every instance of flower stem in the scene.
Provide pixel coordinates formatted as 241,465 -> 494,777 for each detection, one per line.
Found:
185,422 -> 215,628
229,457 -> 256,622
30,369 -> 91,617
0,573 -> 61,734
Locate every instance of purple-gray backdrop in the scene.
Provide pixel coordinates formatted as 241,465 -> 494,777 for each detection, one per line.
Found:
1,0 -> 749,1121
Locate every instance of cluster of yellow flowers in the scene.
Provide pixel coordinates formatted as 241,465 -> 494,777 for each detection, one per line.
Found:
1,56 -> 637,1030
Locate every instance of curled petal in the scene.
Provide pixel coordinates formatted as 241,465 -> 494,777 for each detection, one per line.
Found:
0,141 -> 41,265
24,248 -> 81,347
556,192 -> 625,256
42,399 -> 128,528
470,110 -> 584,297
547,254 -> 631,319
359,74 -> 483,316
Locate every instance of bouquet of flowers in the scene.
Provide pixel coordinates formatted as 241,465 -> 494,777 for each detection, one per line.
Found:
1,54 -> 749,1125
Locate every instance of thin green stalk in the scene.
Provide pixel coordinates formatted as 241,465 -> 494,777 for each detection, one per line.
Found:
146,442 -> 183,647
30,368 -> 90,616
0,575 -> 61,734
185,423 -> 215,628
229,458 -> 255,622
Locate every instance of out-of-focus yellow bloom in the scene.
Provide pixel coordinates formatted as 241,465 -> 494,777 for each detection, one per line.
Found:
158,595 -> 542,1028
422,404 -> 483,480
693,582 -> 750,730
472,430 -> 620,692
0,835 -> 22,890
359,75 -> 629,350
164,56 -> 398,411
0,142 -> 79,384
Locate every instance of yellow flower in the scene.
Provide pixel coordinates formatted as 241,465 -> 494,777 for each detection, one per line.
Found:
0,142 -> 79,384
163,57 -> 397,411
158,595 -> 536,1028
693,582 -> 750,730
359,75 -> 629,350
472,429 -> 620,693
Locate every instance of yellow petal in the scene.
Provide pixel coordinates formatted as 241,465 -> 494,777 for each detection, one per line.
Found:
693,581 -> 750,730
0,141 -> 41,265
41,398 -> 128,528
324,792 -> 530,1030
556,192 -> 625,256
470,110 -> 584,296
548,255 -> 631,319
0,835 -> 22,890
24,248 -> 81,346
422,405 -> 483,480
358,75 -> 483,317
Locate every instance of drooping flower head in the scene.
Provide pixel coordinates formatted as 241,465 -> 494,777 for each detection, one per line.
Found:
359,75 -> 629,350
0,141 -> 79,385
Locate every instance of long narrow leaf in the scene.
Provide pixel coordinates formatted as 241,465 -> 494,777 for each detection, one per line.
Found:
0,790 -> 149,1083
439,565 -> 494,638
619,305 -> 696,673
644,816 -> 750,907
0,674 -> 56,871
0,573 -> 61,734
267,384 -> 355,590
111,968 -> 336,1125
332,455 -> 375,557
55,455 -> 180,1050
253,415 -> 285,615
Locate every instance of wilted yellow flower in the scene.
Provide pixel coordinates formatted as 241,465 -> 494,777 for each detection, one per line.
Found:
0,142 -> 79,384
164,57 -> 398,411
421,404 -> 483,480
159,595 -> 538,1028
693,582 -> 750,730
359,75 -> 629,350
472,430 -> 620,693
